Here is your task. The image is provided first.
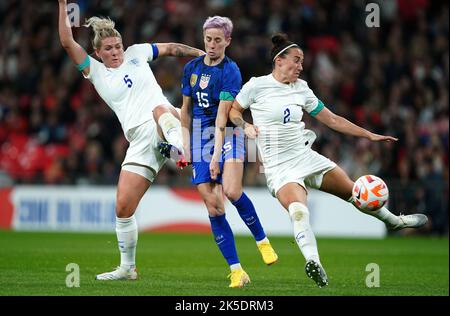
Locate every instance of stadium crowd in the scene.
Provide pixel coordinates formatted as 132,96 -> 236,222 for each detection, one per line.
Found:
0,0 -> 448,235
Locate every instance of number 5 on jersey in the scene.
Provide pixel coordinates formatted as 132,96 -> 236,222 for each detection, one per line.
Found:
124,75 -> 133,88
196,92 -> 210,108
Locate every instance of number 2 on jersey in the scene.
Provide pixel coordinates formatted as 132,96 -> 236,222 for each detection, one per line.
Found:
196,92 -> 210,108
283,108 -> 291,123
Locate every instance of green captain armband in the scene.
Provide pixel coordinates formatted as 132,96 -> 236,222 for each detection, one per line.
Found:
219,91 -> 235,101
309,99 -> 324,117
75,55 -> 90,71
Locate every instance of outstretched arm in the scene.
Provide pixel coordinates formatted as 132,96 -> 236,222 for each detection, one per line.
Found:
58,0 -> 89,76
314,107 -> 398,142
156,43 -> 205,58
229,101 -> 259,139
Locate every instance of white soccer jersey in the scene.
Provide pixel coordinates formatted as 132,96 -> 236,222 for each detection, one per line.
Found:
83,44 -> 170,140
236,74 -> 324,170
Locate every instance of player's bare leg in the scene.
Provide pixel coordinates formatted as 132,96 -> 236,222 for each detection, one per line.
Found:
320,166 -> 427,230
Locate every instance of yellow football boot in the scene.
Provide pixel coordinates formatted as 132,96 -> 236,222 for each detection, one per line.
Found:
257,241 -> 279,265
228,268 -> 251,288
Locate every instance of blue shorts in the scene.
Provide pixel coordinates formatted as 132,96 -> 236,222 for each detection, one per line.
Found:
191,129 -> 245,185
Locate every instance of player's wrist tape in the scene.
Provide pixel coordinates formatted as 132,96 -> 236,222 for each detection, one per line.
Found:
76,55 -> 90,71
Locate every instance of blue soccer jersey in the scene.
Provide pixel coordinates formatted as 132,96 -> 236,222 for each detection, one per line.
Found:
182,55 -> 245,184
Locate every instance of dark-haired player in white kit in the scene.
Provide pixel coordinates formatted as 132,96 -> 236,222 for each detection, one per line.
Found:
230,33 -> 428,287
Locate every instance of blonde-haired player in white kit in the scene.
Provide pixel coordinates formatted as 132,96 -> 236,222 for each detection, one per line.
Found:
229,33 -> 428,287
58,0 -> 204,280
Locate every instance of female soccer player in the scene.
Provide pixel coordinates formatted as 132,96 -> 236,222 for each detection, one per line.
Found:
180,16 -> 278,288
229,33 -> 428,287
58,0 -> 204,280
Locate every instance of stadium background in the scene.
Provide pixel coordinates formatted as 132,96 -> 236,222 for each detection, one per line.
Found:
0,0 -> 448,297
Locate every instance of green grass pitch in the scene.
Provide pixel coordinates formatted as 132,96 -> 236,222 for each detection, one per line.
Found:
0,230 -> 447,296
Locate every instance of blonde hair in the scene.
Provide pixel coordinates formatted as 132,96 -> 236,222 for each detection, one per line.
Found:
84,17 -> 122,50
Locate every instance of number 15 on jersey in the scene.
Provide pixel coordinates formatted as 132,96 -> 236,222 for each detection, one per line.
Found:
196,92 -> 210,108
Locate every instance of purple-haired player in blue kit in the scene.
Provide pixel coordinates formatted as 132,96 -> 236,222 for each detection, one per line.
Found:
179,16 -> 278,288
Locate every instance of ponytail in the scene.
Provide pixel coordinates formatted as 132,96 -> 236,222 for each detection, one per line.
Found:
84,16 -> 121,50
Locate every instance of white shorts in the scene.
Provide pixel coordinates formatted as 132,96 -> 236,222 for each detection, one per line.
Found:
264,147 -> 336,197
122,119 -> 167,182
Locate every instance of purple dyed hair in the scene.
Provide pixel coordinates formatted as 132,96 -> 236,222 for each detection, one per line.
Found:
203,16 -> 233,39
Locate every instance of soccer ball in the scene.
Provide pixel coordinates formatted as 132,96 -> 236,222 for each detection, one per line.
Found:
352,175 -> 389,211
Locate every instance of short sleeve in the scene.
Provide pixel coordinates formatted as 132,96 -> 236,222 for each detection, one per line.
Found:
235,77 -> 256,109
125,43 -> 158,62
302,82 -> 324,117
82,56 -> 102,81
181,61 -> 194,97
219,62 -> 242,101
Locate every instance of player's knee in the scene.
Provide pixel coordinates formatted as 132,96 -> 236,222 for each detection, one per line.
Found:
153,104 -> 166,115
288,202 -> 309,222
152,105 -> 165,122
223,186 -> 242,202
153,105 -> 173,122
116,196 -> 135,218
203,196 -> 224,217
205,202 -> 224,217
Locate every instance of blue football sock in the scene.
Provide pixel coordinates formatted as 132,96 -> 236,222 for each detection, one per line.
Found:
231,192 -> 266,242
209,214 -> 239,266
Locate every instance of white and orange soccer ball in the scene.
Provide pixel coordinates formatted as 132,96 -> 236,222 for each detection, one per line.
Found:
352,175 -> 389,211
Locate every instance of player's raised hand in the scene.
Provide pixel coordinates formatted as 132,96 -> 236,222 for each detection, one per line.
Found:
368,132 -> 398,142
244,123 -> 259,139
58,0 -> 67,4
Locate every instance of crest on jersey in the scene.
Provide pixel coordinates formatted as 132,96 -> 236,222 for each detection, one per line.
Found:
190,74 -> 198,87
199,74 -> 211,89
129,58 -> 140,66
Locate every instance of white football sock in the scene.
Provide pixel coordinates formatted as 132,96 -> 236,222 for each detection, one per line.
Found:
157,112 -> 184,154
116,215 -> 138,269
230,263 -> 242,271
288,202 -> 320,264
256,237 -> 269,245
348,197 -> 400,226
